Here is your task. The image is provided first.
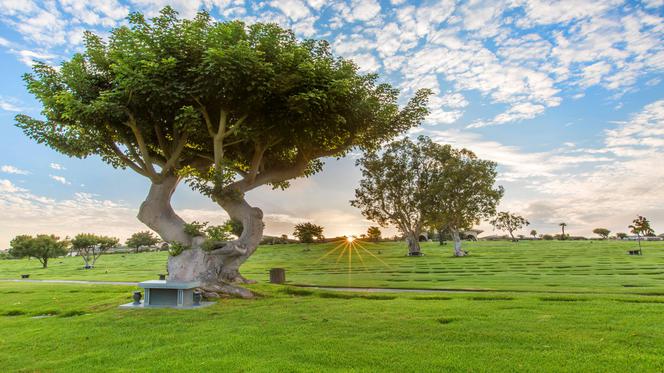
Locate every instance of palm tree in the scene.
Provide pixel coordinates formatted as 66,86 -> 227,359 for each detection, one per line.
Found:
559,222 -> 567,240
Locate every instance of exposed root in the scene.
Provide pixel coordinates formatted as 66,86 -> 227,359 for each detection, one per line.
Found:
201,282 -> 254,299
224,273 -> 256,284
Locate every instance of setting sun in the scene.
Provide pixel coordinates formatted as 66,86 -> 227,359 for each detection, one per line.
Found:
346,236 -> 355,243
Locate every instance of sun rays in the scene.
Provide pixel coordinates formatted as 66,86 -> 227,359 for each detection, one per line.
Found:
316,237 -> 390,284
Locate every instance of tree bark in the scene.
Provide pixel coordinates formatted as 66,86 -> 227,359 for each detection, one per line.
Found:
451,229 -> 466,257
137,175 -> 265,298
137,174 -> 191,245
166,195 -> 263,298
406,231 -> 422,256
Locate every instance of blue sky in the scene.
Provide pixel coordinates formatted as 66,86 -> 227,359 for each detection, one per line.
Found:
0,0 -> 663,247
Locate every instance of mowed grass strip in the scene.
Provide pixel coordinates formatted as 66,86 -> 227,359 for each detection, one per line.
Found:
0,282 -> 663,372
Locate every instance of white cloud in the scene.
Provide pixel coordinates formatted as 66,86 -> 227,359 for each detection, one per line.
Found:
1,165 -> 30,175
0,98 -> 22,111
434,100 -> 664,236
49,175 -> 70,185
13,49 -> 56,67
437,92 -> 468,108
0,179 -> 26,193
59,0 -> 129,27
49,163 -> 66,170
348,53 -> 380,73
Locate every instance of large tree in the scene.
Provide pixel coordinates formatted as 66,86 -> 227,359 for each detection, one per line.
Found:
9,234 -> 69,269
352,137 -> 435,256
16,8 -> 430,297
490,212 -> 529,242
426,142 -> 503,256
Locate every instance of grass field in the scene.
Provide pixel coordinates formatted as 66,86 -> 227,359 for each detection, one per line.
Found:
1,240 -> 664,371
2,240 -> 663,294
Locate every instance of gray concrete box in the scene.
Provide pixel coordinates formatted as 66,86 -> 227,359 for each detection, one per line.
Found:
119,280 -> 214,309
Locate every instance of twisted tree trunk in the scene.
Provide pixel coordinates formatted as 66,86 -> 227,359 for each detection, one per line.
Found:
137,175 -> 261,298
137,174 -> 191,245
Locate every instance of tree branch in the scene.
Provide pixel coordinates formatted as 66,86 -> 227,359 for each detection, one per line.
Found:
161,132 -> 188,175
124,110 -> 158,178
154,124 -> 170,159
108,142 -> 149,177
246,142 -> 267,184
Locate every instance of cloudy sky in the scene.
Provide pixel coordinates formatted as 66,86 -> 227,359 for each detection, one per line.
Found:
0,0 -> 663,247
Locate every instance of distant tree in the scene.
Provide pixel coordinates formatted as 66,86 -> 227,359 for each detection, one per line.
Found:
71,233 -> 119,268
367,226 -> 382,242
9,234 -> 69,268
125,231 -> 161,253
530,230 -> 538,239
225,218 -> 244,238
616,232 -> 628,239
293,223 -> 324,244
592,228 -> 611,240
280,234 -> 289,243
427,143 -> 503,256
542,234 -> 554,240
352,137 -> 433,256
629,215 -> 654,251
559,222 -> 568,240
490,212 -> 530,242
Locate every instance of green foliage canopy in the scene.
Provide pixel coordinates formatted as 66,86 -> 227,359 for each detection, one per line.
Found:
629,216 -> 654,237
592,228 -> 611,239
71,233 -> 119,267
426,139 -> 503,236
351,137 -> 434,238
293,222 -> 324,243
125,231 -> 161,251
16,7 -> 431,201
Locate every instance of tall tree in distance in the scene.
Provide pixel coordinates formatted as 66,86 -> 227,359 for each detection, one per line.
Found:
9,235 -> 69,268
490,212 -> 530,242
293,223 -> 324,244
16,8 -> 430,297
530,230 -> 538,239
366,226 -> 382,242
426,141 -> 503,256
629,215 -> 654,251
559,222 -> 568,240
352,137 -> 434,256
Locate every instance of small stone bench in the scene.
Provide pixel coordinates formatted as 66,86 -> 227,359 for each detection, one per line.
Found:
628,249 -> 643,256
119,280 -> 213,309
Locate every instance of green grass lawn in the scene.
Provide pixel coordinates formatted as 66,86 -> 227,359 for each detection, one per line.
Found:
1,240 -> 663,371
2,240 -> 663,294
